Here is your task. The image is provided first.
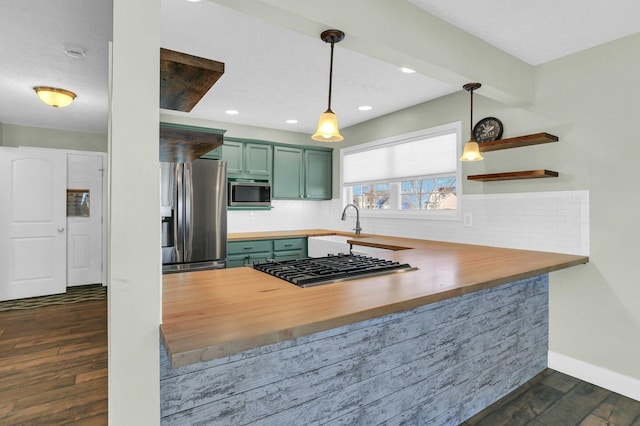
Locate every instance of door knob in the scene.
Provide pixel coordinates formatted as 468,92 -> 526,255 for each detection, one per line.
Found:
58,227 -> 65,233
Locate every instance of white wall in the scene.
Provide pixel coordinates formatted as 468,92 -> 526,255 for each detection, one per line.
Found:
1,123 -> 107,152
108,0 -> 160,423
338,33 -> 640,390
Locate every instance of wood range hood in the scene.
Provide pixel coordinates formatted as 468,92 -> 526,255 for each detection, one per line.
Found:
159,48 -> 225,162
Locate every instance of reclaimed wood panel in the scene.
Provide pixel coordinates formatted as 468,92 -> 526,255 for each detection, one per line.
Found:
160,275 -> 549,425
160,48 -> 224,112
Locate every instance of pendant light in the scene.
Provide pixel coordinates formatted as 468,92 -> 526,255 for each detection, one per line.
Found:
460,83 -> 484,161
312,29 -> 345,142
34,86 -> 77,108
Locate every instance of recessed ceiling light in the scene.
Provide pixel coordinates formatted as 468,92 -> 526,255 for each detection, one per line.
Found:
286,119 -> 298,124
358,105 -> 372,111
225,109 -> 239,115
400,67 -> 416,74
185,0 -> 202,2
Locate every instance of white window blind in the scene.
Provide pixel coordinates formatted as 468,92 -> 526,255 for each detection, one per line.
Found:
342,132 -> 457,185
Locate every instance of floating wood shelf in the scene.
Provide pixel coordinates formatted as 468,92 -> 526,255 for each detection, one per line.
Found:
160,123 -> 225,162
160,48 -> 225,112
468,169 -> 559,182
478,132 -> 558,152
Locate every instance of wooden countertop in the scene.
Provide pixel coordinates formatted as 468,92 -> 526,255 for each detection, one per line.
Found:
161,231 -> 588,367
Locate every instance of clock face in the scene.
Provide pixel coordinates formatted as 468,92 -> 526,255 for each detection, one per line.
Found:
473,117 -> 503,143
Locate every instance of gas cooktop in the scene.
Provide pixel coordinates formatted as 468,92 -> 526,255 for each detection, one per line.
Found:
252,254 -> 417,288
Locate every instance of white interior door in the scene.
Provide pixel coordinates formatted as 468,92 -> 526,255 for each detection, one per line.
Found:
0,147 -> 67,301
67,153 -> 104,286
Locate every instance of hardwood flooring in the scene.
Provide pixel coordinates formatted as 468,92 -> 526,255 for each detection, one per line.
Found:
1,296 -> 638,425
463,369 -> 640,426
0,299 -> 107,425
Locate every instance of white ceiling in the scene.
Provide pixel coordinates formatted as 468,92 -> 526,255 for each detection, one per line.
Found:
1,0 -> 639,136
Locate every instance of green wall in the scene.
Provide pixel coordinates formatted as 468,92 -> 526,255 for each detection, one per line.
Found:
0,123 -> 107,152
340,33 -> 640,382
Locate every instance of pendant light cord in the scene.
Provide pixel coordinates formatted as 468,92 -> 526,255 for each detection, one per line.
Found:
327,41 -> 335,112
469,87 -> 474,137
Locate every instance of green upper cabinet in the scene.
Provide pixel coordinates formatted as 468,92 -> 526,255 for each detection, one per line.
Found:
273,146 -> 304,198
304,149 -> 332,199
245,143 -> 271,178
200,145 -> 223,160
222,140 -> 272,181
273,146 -> 332,200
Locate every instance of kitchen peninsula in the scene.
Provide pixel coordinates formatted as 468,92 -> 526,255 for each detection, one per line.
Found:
160,230 -> 588,425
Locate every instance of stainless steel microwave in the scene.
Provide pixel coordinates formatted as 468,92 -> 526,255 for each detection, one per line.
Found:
228,181 -> 271,207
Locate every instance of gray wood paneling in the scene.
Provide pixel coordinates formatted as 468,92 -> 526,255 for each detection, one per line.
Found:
161,275 -> 549,425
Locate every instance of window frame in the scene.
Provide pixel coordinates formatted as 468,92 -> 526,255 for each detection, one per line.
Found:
340,121 -> 463,222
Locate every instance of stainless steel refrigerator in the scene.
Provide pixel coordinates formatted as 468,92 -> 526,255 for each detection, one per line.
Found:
161,159 -> 227,273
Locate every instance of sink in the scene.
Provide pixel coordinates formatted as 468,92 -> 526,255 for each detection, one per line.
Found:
307,235 -> 391,257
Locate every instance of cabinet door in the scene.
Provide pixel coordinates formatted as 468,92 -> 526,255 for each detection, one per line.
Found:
273,251 -> 304,262
273,146 -> 303,199
221,141 -> 244,177
248,252 -> 271,265
227,254 -> 249,268
304,149 -> 332,200
200,145 -> 222,160
245,143 -> 272,179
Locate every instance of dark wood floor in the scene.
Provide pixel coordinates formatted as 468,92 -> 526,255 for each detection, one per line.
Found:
1,298 -> 639,426
463,369 -> 640,426
0,299 -> 107,425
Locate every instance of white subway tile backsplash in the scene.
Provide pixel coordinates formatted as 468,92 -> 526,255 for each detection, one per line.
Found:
227,190 -> 589,256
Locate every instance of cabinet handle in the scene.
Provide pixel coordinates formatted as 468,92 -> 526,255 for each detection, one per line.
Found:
284,244 -> 293,247
243,246 -> 254,250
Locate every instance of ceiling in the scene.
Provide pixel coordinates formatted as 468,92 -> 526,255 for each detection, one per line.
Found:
2,0 -> 639,136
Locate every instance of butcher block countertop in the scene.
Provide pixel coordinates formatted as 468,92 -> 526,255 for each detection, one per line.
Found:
161,230 -> 588,368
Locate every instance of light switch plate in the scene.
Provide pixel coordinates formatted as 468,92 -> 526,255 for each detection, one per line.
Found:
464,213 -> 473,227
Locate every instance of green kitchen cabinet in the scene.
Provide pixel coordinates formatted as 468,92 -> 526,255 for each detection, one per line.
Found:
304,149 -> 332,199
272,146 -> 304,198
273,238 -> 307,262
228,239 -> 273,268
223,140 -> 272,180
200,145 -> 223,160
227,238 -> 307,268
273,147 -> 332,200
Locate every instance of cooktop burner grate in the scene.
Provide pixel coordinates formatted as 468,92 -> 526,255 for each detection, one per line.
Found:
252,254 -> 417,287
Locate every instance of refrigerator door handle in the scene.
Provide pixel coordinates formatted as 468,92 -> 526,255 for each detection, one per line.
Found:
175,163 -> 184,262
184,162 -> 194,262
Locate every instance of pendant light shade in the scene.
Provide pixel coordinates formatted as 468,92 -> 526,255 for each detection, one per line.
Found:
34,86 -> 76,108
460,82 -> 484,162
312,29 -> 344,142
312,109 -> 342,142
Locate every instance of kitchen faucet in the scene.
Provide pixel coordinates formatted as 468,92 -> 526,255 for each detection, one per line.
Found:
341,204 -> 362,235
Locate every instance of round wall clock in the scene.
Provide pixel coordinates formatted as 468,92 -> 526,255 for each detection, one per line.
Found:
473,117 -> 503,143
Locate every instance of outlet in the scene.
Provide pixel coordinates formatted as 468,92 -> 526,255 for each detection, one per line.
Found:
464,212 -> 473,227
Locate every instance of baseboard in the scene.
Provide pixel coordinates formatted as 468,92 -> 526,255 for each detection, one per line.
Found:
548,351 -> 640,402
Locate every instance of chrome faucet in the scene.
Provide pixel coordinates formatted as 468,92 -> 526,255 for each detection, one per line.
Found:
341,204 -> 362,235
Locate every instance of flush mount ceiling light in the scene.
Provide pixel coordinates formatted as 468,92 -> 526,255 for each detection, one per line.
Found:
312,29 -> 345,143
460,82 -> 484,162
33,86 -> 76,108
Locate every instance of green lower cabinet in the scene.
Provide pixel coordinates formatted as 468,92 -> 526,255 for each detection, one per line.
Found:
227,238 -> 307,268
273,238 -> 307,262
273,251 -> 304,262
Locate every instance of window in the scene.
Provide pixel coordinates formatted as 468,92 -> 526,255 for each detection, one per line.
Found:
341,122 -> 461,219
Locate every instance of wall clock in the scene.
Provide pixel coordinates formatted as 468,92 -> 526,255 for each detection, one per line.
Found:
473,117 -> 503,143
